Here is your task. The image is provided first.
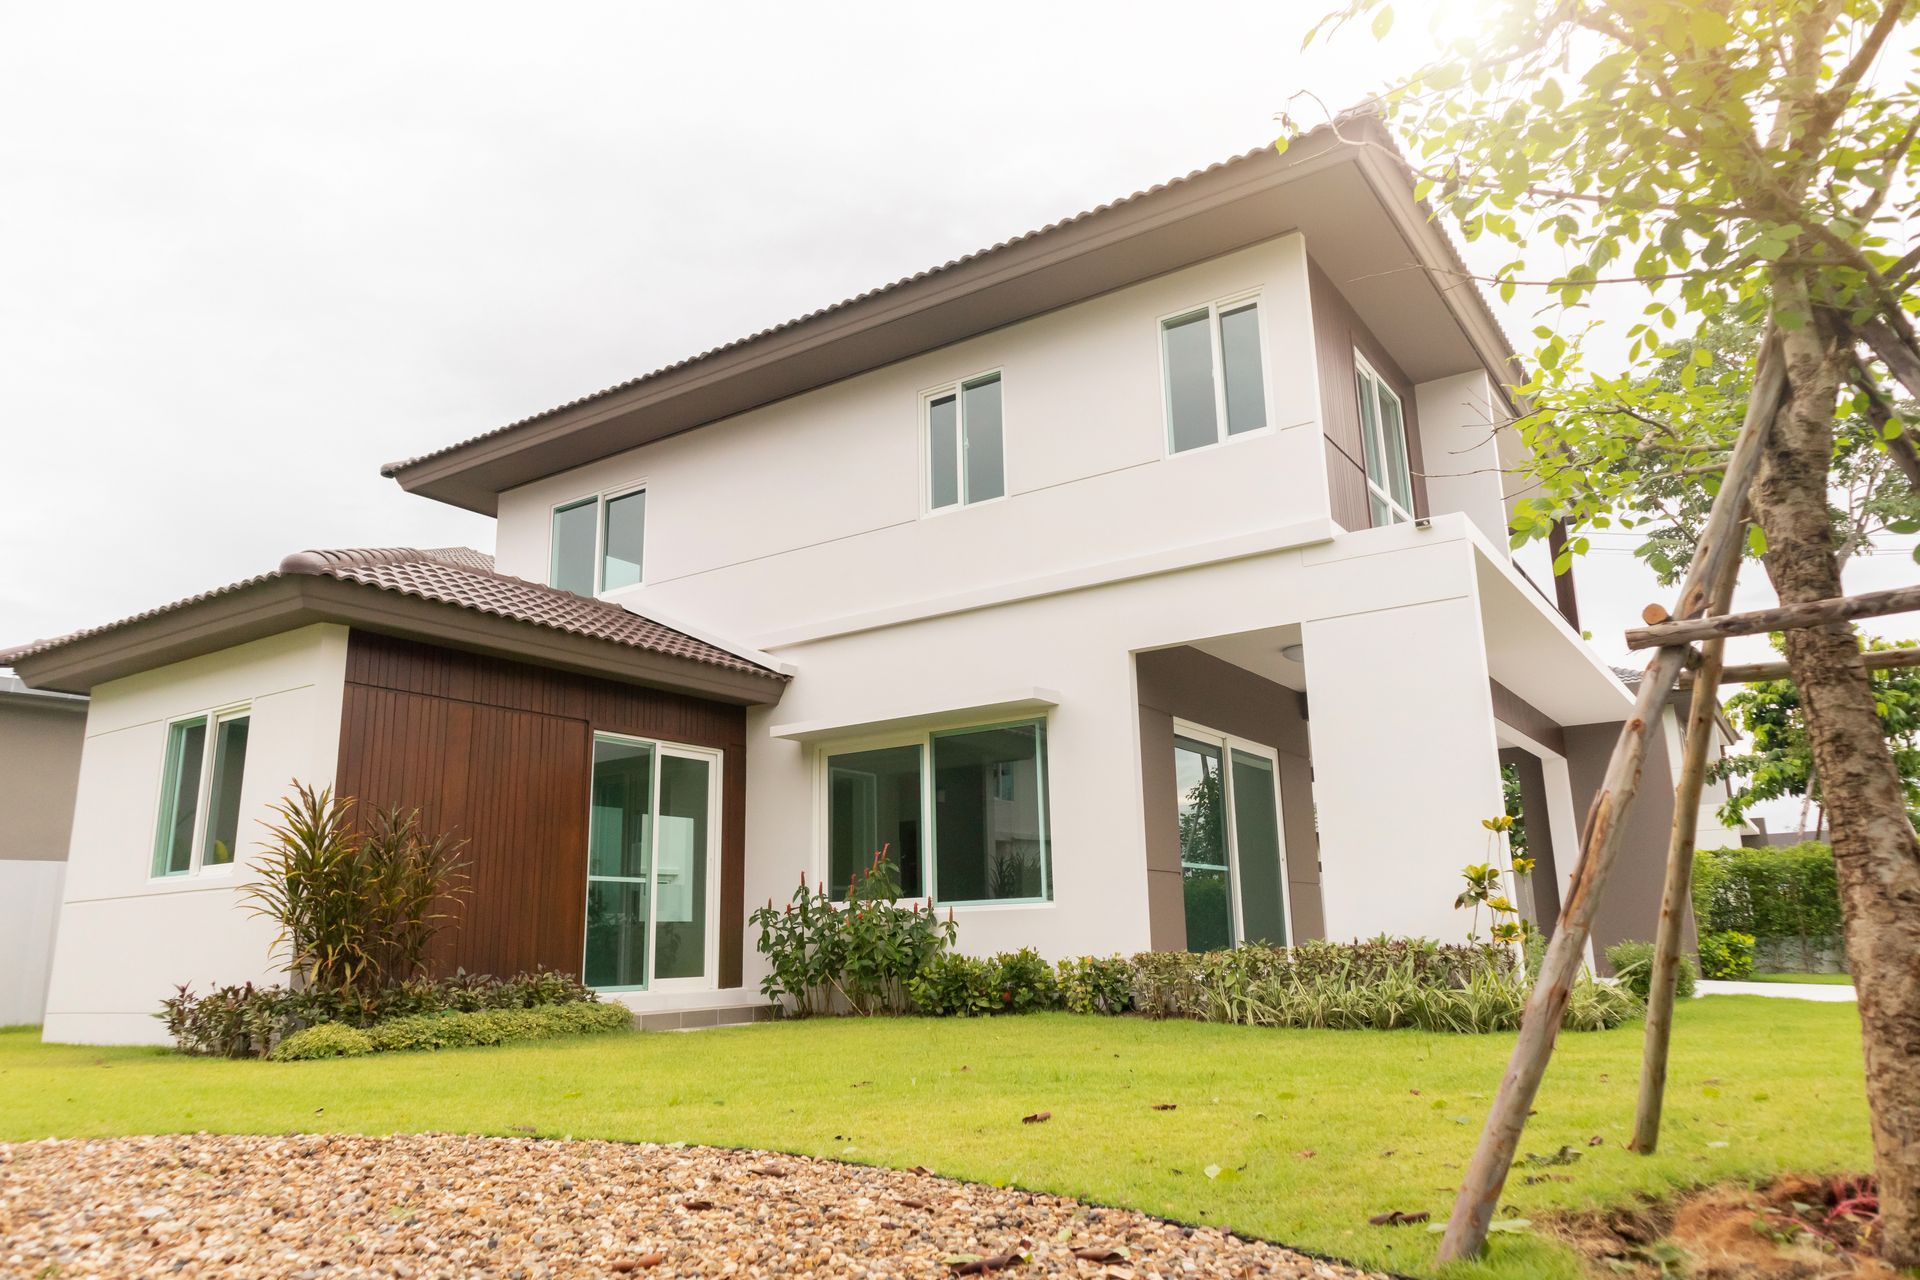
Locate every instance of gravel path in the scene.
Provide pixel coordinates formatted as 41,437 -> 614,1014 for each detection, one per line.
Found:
1,1133 -> 1385,1279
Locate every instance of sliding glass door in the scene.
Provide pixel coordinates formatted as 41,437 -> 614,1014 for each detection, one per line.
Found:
585,734 -> 720,991
1173,725 -> 1291,952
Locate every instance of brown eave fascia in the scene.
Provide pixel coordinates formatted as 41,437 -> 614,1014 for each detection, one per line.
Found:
10,577 -> 787,707
384,127 -> 1366,515
1346,142 -> 1526,414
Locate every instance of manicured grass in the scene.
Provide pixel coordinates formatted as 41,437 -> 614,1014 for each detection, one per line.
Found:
1,999 -> 1868,1279
1744,971 -> 1854,985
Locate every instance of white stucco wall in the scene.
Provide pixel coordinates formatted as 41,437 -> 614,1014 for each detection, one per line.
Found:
40,625 -> 350,1045
494,235 -> 1331,641
730,517 -> 1534,980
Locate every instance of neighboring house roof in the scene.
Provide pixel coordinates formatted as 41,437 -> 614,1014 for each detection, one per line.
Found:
385,113 -> 1521,515
1,548 -> 787,705
1611,664 -> 1738,742
0,673 -> 87,709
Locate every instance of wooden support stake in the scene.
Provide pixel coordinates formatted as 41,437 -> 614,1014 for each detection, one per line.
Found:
1436,327 -> 1786,1265
1624,583 -> 1920,650
1680,644 -> 1920,686
1631,526 -> 1741,1154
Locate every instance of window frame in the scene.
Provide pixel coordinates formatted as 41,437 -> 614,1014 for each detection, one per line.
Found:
815,715 -> 1053,909
920,368 -> 1008,516
581,729 -> 724,994
149,703 -> 252,881
1353,351 -> 1416,525
1158,290 -> 1275,457
1170,719 -> 1293,949
548,481 -> 649,596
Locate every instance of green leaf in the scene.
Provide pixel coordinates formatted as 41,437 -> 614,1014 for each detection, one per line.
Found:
1371,6 -> 1394,39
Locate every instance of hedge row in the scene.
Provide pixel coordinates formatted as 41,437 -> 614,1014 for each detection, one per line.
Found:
269,1001 -> 632,1060
1693,843 -> 1843,966
894,941 -> 1636,1033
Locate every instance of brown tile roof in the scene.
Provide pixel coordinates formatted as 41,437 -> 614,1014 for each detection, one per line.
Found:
1,547 -> 784,682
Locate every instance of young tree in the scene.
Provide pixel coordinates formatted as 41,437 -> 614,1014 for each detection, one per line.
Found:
1305,0 -> 1920,1262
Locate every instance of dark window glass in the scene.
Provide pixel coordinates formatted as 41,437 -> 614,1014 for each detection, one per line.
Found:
602,490 -> 647,590
551,499 -> 598,595
933,721 -> 1049,904
1164,310 -> 1219,452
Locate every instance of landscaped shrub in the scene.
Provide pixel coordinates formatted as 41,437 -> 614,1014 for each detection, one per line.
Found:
908,953 -> 1002,1016
1055,956 -> 1134,1015
364,1002 -> 631,1053
1698,929 -> 1758,980
1560,975 -> 1645,1031
1605,939 -> 1698,1001
993,947 -> 1059,1013
750,852 -> 956,1016
243,782 -> 471,994
268,1023 -> 374,1061
159,969 -> 601,1057
1693,843 -> 1843,971
1120,942 -> 1632,1033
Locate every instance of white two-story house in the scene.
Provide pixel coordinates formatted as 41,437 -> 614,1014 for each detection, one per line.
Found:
7,120 -> 1674,1043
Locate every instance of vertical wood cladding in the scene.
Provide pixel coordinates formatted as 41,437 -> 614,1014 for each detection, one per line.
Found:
1309,257 -> 1430,529
335,631 -> 748,987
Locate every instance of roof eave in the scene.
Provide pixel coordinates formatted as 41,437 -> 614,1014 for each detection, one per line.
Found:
8,576 -> 788,706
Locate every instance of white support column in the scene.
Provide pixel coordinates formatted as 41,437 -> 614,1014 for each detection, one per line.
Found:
1304,594 -> 1508,942
1535,752 -> 1596,970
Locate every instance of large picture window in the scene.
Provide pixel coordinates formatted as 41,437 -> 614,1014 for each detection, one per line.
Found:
551,486 -> 647,595
1162,296 -> 1268,454
1355,355 -> 1414,526
822,719 -> 1050,906
152,708 -> 251,877
926,372 -> 1005,511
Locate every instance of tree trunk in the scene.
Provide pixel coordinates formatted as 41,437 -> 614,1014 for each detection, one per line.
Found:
1747,288 -> 1920,1266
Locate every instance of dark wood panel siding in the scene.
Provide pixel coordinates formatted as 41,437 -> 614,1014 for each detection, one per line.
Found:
1308,256 -> 1430,526
336,631 -> 748,987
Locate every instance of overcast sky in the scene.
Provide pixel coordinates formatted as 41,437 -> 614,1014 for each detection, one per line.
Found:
4,2 -> 1913,829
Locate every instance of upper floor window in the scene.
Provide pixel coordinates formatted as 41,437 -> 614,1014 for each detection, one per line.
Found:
926,372 -> 1004,511
823,718 -> 1051,906
1162,296 -> 1268,453
153,708 -> 251,877
1354,355 -> 1414,525
551,487 -> 647,595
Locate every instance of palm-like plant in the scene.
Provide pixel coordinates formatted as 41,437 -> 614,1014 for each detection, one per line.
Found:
243,782 -> 470,994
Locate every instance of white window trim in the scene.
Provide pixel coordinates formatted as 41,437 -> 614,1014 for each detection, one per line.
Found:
149,702 -> 251,882
920,368 -> 1008,517
1170,719 -> 1293,949
813,714 -> 1052,909
1353,351 -> 1415,525
1159,289 -> 1276,457
549,481 -> 649,595
582,730 -> 724,994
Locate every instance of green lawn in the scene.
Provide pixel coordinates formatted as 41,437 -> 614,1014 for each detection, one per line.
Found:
0,998 -> 1869,1279
1744,971 -> 1855,985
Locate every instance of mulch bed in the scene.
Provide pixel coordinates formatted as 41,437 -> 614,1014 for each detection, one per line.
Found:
1546,1173 -> 1895,1279
0,1133 -> 1386,1278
